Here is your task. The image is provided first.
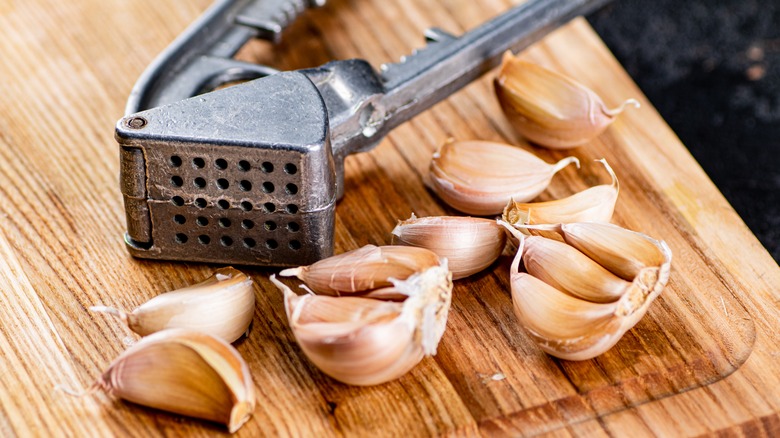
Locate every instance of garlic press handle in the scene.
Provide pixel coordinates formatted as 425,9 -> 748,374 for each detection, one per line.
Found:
126,0 -> 324,114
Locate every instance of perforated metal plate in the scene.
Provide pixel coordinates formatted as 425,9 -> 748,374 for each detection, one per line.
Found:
118,72 -> 336,266
141,143 -> 331,265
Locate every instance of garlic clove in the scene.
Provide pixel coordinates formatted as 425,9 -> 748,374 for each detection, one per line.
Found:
391,214 -> 507,279
427,139 -> 579,215
503,159 -> 619,237
507,235 -> 623,361
502,222 -> 671,361
511,272 -> 625,360
284,292 -> 418,383
559,222 -> 671,281
522,235 -> 632,303
495,52 -> 640,149
93,328 -> 255,433
272,262 -> 452,386
90,267 -> 255,343
278,245 -> 440,296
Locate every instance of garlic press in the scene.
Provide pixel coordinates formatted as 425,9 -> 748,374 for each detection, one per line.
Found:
116,0 -> 609,267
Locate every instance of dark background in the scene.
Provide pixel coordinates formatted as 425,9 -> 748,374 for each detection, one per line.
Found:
586,0 -> 780,263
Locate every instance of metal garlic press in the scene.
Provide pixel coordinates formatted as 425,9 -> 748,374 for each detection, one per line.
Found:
117,0 -> 609,267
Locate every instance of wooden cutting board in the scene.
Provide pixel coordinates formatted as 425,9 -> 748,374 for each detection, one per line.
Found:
1,0 -> 778,436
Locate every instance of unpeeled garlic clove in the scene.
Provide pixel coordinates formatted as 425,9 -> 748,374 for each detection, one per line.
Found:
91,328 -> 255,433
90,267 -> 255,343
272,263 -> 453,386
495,52 -> 640,149
557,222 -> 670,281
278,245 -> 441,296
521,235 -> 632,303
427,139 -> 579,215
503,159 -> 619,238
510,271 -> 624,360
391,214 -> 507,279
502,222 -> 672,361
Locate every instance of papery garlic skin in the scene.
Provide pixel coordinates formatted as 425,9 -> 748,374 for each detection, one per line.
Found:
392,214 -> 507,279
495,52 -> 640,149
273,262 -> 452,386
503,159 -> 619,236
278,245 -> 440,296
427,139 -> 579,215
91,267 -> 255,343
95,329 -> 255,433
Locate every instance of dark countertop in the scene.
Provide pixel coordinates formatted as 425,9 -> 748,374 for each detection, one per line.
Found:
587,0 -> 780,263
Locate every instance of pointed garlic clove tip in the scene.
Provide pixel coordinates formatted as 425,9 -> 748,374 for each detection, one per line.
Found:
280,245 -> 441,296
278,266 -> 305,279
604,98 -> 641,116
94,329 -> 255,432
91,267 -> 255,343
427,139 -> 578,215
89,306 -> 130,325
392,214 -> 506,279
494,53 -> 639,149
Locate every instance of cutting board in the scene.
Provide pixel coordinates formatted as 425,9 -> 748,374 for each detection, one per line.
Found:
1,0 -> 778,436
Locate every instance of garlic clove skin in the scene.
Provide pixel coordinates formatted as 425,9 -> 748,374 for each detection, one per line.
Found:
272,262 -> 452,386
278,245 -> 441,296
392,214 -> 507,279
495,52 -> 640,149
427,139 -> 579,215
94,328 -> 255,433
91,267 -> 255,344
503,159 -> 619,238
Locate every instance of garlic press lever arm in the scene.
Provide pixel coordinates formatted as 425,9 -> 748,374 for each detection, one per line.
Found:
126,0 -> 324,113
300,0 -> 611,190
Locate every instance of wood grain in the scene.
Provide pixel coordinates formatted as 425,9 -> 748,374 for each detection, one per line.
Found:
0,0 -> 778,436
